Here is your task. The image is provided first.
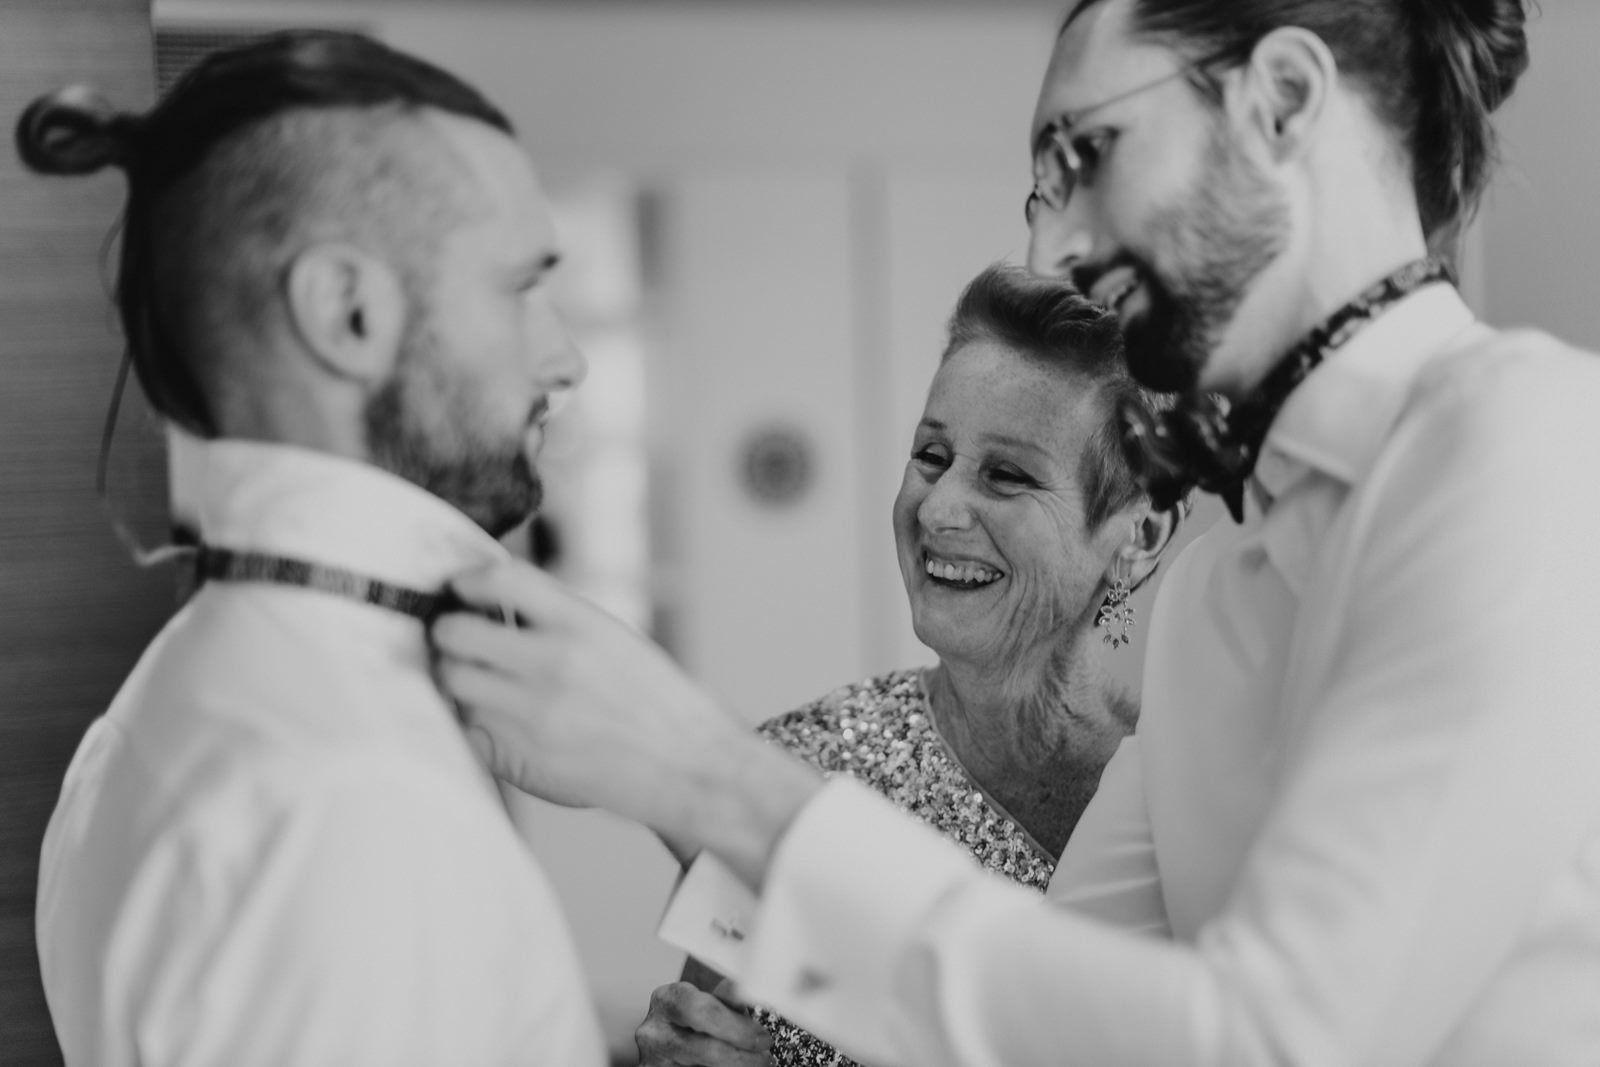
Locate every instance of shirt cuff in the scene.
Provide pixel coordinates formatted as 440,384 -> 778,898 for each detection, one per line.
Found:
742,777 -> 982,1066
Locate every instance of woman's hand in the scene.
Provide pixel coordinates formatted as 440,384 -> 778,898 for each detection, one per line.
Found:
429,559 -> 823,885
635,981 -> 773,1067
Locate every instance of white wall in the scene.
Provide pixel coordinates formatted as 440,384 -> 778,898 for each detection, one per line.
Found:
158,0 -> 1061,167
1483,0 -> 1600,348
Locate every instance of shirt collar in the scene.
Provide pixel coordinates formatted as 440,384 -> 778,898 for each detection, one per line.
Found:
169,433 -> 510,592
1253,284 -> 1480,501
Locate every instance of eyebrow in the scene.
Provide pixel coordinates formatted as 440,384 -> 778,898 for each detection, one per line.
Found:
979,432 -> 1053,460
1033,95 -> 1120,152
920,419 -> 1054,461
1032,102 -> 1110,158
1033,47 -> 1242,153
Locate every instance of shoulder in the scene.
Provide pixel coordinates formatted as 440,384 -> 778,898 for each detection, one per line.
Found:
128,751 -> 566,990
1403,327 -> 1600,455
115,758 -> 596,1062
757,669 -> 928,764
1331,327 -> 1600,630
180,750 -> 523,888
1147,502 -> 1235,625
1368,326 -> 1600,524
76,746 -> 544,933
111,593 -> 472,804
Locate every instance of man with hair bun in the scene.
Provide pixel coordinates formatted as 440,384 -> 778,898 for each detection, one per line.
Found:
20,31 -> 606,1067
433,0 -> 1600,1064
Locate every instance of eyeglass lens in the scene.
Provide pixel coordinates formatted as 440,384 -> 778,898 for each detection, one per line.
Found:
1027,134 -> 1075,221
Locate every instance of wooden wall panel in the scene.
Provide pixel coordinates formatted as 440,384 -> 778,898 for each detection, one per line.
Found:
0,3 -> 166,1064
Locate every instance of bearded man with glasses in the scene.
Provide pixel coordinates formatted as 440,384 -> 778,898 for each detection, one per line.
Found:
431,1 -> 1600,1064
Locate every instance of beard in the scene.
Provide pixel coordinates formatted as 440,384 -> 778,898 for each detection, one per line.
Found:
1098,128 -> 1290,395
364,307 -> 543,540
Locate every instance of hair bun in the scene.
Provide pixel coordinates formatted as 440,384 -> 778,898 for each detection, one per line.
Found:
1414,0 -> 1531,112
14,85 -> 141,176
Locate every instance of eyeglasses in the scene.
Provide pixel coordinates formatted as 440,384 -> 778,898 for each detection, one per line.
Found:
1026,49 -> 1239,224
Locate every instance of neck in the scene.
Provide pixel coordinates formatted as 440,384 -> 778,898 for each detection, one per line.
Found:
925,639 -> 1132,860
213,356 -> 374,464
1202,173 -> 1431,398
173,435 -> 509,598
927,634 -> 1131,791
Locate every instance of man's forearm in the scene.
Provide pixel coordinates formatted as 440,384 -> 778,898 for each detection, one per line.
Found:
677,731 -> 824,890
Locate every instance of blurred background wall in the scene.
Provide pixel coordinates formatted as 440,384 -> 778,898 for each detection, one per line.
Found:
1,0 -> 1593,1062
0,2 -> 169,1063
1481,0 -> 1600,349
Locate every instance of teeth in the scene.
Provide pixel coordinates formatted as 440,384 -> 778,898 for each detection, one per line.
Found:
924,557 -> 1003,586
1103,280 -> 1137,311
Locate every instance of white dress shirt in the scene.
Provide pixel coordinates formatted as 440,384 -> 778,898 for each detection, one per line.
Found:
736,285 -> 1600,1065
37,439 -> 605,1067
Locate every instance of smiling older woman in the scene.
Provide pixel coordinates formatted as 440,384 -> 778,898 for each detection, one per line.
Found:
633,263 -> 1180,1067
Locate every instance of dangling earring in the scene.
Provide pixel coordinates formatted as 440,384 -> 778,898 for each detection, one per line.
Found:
1097,558 -> 1135,650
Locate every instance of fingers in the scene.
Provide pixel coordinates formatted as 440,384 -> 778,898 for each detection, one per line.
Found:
433,655 -> 538,718
436,664 -> 536,781
436,658 -> 549,785
430,610 -> 555,678
635,1012 -> 771,1066
710,978 -> 749,1010
646,982 -> 773,1055
449,559 -> 580,628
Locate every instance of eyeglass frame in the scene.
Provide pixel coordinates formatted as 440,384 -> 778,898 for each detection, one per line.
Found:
1025,46 -> 1245,224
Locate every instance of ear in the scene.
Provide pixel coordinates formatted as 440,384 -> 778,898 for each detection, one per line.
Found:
284,242 -> 406,384
1231,26 -> 1336,165
1109,500 -> 1183,592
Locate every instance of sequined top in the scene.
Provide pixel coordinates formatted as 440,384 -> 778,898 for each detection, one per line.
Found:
751,668 -> 1057,1067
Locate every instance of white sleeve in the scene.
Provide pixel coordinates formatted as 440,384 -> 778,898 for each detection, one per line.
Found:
1046,736 -> 1171,937
133,766 -> 607,1067
743,779 -> 1211,1067
740,345 -> 1600,1067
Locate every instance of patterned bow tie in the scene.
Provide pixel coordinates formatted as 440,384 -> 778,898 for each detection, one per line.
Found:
1118,257 -> 1454,522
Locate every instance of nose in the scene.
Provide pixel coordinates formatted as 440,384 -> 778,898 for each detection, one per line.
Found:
543,336 -> 587,393
1026,197 -> 1093,280
917,464 -> 976,533
526,295 -> 588,392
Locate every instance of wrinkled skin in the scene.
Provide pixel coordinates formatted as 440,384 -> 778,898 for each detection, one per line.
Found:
634,980 -> 773,1067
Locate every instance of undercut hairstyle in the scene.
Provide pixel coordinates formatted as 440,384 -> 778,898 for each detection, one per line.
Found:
1063,0 -> 1532,258
942,263 -> 1168,530
13,30 -> 515,437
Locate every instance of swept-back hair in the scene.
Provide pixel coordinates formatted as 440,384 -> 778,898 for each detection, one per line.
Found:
14,30 -> 514,436
1064,0 -> 1532,257
943,263 -> 1167,530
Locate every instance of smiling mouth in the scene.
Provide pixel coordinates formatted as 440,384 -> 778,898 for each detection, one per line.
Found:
1084,264 -> 1143,317
922,552 -> 1005,589
1088,273 -> 1142,318
1104,279 -> 1139,314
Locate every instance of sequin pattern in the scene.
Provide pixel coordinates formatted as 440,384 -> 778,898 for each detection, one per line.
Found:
750,669 -> 1056,1067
